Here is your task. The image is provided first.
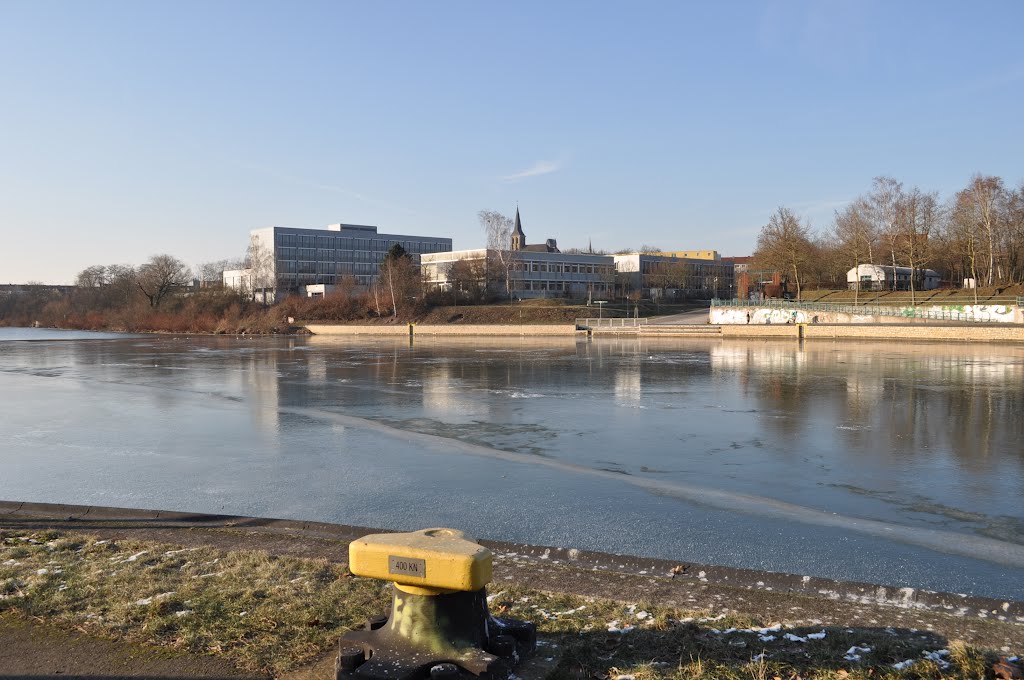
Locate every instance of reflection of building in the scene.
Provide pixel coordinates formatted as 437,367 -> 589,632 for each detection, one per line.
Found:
614,362 -> 641,401
224,223 -> 451,302
421,365 -> 489,417
847,265 -> 940,291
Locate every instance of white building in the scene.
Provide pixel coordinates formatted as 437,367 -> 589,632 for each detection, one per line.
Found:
420,248 -> 615,299
847,264 -> 940,291
613,253 -> 735,299
224,223 -> 451,302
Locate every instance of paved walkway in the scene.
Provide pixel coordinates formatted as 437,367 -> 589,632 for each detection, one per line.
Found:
0,612 -> 264,679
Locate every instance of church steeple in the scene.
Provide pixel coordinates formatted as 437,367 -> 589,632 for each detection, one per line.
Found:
510,206 -> 526,251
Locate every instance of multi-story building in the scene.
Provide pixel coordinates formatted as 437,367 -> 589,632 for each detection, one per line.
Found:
420,209 -> 615,299
613,253 -> 734,300
224,223 -> 451,302
420,248 -> 616,299
654,250 -> 720,261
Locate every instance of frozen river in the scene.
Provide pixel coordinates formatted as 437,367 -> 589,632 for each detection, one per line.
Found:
2,328 -> 1023,600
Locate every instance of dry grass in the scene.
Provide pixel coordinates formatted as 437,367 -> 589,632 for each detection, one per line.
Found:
489,588 -> 999,680
1,531 -> 1014,678
0,530 -> 388,673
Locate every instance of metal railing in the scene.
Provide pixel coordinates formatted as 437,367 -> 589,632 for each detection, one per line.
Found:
576,318 -> 650,329
711,298 -> 1019,323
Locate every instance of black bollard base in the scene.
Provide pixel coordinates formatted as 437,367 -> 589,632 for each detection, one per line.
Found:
335,586 -> 536,680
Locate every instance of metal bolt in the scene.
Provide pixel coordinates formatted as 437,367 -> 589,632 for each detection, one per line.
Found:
337,646 -> 366,672
489,634 -> 516,657
365,614 -> 388,630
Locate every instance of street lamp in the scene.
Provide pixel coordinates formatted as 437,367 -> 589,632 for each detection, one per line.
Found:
595,300 -> 607,320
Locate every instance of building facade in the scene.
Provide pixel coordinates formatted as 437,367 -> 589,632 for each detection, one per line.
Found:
847,264 -> 940,291
224,223 -> 451,302
420,249 -> 615,299
613,253 -> 735,300
654,250 -> 720,261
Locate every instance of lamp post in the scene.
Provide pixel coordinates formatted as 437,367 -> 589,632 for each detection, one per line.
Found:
595,300 -> 607,320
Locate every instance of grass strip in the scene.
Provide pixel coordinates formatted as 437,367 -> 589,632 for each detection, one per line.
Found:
0,530 -> 1014,678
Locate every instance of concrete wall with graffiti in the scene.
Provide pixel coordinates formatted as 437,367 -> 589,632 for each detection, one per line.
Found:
710,304 -> 1021,325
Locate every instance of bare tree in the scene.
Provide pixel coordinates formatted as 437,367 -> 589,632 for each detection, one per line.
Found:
75,265 -> 108,289
960,175 -> 1007,286
245,235 -> 276,304
136,255 -> 190,308
479,210 -> 519,299
866,176 -> 906,290
195,258 -> 242,287
446,258 -> 486,303
901,187 -> 939,305
946,194 -> 984,303
1007,183 -> 1024,283
832,199 -> 877,303
377,243 -> 417,317
754,207 -> 814,301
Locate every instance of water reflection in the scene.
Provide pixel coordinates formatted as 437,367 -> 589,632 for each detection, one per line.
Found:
3,332 -> 1023,552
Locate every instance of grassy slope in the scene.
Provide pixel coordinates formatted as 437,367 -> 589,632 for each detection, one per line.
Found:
2,530 -> 1016,678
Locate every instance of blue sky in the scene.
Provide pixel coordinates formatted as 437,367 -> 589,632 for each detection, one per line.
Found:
2,1 -> 1023,283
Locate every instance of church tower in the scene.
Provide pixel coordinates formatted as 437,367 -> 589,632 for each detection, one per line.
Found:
510,207 -> 526,251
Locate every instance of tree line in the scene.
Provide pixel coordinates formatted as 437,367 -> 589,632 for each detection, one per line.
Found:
754,174 -> 1024,302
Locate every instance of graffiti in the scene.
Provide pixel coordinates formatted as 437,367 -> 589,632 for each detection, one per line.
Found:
711,304 -> 1020,325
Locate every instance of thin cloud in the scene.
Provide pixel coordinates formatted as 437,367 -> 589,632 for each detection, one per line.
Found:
243,164 -> 416,215
502,160 -> 561,182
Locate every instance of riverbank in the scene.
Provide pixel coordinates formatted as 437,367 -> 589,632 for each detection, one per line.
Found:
304,319 -> 1024,343
2,502 -> 1022,679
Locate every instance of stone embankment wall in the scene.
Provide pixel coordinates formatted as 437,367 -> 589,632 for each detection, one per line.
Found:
711,304 -> 1022,325
305,323 -> 578,337
720,324 -> 1024,342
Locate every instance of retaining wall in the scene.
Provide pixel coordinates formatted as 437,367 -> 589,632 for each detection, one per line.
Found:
711,304 -> 1022,325
305,323 -> 579,337
720,324 -> 1024,343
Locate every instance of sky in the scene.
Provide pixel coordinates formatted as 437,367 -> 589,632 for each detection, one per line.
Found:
2,1 -> 1023,284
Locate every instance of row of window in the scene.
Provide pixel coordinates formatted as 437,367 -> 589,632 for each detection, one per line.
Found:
519,280 -> 612,292
276,260 -> 378,275
278,274 -> 376,288
275,233 -> 447,254
515,262 -> 615,275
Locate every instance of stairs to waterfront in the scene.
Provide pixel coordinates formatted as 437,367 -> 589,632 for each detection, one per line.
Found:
584,323 -> 722,336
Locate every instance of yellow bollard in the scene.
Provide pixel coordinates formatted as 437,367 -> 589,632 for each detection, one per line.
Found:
336,528 -> 535,680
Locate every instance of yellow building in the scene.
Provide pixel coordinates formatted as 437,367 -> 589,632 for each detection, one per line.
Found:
655,250 -> 720,260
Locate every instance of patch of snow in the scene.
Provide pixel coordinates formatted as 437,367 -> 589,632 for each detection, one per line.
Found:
758,635 -> 776,642
175,610 -> 193,617
783,633 -> 807,643
922,649 -> 951,669
844,646 -> 871,662
635,610 -> 650,620
806,631 -> 826,640
36,568 -> 49,575
892,659 -> 915,670
606,620 -> 635,633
